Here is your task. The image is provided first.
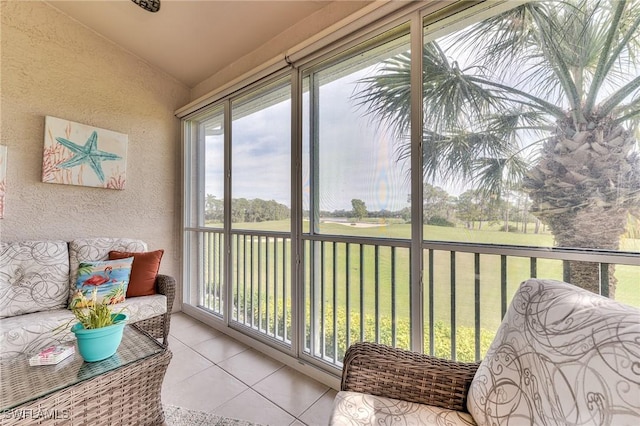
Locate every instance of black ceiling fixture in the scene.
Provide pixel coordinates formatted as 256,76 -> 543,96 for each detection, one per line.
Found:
131,0 -> 161,13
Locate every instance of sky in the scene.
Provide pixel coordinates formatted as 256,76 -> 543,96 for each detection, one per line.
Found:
205,65 -> 412,213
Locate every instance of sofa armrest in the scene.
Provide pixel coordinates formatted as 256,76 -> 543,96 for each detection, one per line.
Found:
341,342 -> 480,412
153,274 -> 176,345
155,274 -> 176,314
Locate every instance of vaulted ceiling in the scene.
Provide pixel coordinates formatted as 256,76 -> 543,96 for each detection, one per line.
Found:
46,0 -> 370,88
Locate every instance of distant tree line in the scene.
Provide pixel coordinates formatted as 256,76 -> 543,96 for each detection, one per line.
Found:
207,184 -> 543,234
205,195 -> 290,223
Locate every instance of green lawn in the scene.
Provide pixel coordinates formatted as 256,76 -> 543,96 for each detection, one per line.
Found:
218,219 -> 639,359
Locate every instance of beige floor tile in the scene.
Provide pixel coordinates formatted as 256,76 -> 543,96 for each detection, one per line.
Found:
214,388 -> 296,425
166,336 -> 189,354
192,334 -> 249,364
172,320 -> 223,347
298,389 -> 337,426
163,365 -> 248,413
217,348 -> 284,386
170,312 -> 203,332
289,420 -> 307,426
163,346 -> 213,386
253,366 -> 329,417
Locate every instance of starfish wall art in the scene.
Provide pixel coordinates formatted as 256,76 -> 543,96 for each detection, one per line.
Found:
42,116 -> 127,190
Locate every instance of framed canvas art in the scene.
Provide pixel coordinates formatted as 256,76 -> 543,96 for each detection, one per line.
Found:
42,116 -> 127,190
0,145 -> 6,219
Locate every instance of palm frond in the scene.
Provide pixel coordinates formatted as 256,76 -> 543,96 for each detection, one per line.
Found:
599,74 -> 640,117
471,155 -> 529,199
584,0 -> 629,112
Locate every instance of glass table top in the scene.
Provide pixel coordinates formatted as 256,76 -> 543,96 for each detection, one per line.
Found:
0,325 -> 165,411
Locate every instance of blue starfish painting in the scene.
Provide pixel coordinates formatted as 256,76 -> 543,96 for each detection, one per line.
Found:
42,116 -> 128,190
55,131 -> 121,183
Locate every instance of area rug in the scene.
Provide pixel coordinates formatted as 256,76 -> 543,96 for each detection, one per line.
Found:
164,405 -> 259,426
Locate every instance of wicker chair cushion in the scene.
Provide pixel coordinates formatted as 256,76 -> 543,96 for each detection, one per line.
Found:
330,391 -> 476,425
467,278 -> 640,425
0,240 -> 70,318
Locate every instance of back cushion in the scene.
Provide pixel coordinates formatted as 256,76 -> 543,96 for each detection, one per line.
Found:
0,240 -> 70,318
68,238 -> 146,301
467,278 -> 640,425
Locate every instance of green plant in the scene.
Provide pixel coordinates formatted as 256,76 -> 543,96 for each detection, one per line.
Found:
69,289 -> 126,329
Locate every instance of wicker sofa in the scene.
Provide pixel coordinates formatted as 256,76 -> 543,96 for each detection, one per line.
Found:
331,278 -> 640,425
0,237 -> 175,359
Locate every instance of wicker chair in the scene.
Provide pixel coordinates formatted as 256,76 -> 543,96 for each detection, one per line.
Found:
332,279 -> 640,425
340,342 -> 479,412
333,341 -> 479,425
132,274 -> 176,345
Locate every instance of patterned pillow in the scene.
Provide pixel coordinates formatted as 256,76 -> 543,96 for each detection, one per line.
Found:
467,278 -> 640,425
0,240 -> 70,318
70,258 -> 133,307
108,249 -> 164,297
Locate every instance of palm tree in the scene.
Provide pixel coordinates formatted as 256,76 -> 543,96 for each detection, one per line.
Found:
356,0 -> 640,296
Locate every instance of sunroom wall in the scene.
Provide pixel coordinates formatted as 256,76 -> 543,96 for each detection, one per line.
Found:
0,1 -> 190,309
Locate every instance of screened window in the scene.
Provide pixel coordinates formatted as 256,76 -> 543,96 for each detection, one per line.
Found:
303,28 -> 412,239
231,78 -> 291,232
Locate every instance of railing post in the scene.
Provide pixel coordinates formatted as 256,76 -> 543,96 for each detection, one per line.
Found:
600,263 -> 610,298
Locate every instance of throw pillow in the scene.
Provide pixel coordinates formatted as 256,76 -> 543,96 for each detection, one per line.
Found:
70,257 -> 134,308
108,249 -> 164,297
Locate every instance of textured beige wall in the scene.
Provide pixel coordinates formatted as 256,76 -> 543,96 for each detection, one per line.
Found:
0,1 -> 190,308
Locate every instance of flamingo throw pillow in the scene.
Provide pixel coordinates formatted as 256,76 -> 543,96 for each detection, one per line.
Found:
70,257 -> 134,307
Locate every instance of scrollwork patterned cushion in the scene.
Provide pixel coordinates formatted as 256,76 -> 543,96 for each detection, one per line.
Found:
0,308 -> 75,359
0,240 -> 70,318
68,238 -> 147,301
330,391 -> 476,425
467,278 -> 640,425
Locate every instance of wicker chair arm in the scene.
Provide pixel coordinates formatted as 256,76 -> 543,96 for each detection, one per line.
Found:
341,342 -> 480,412
155,274 -> 176,314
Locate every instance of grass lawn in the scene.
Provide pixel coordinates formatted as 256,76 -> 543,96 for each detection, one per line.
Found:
220,219 -> 639,357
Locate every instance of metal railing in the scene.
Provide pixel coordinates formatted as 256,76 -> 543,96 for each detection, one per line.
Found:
195,228 -> 640,369
230,230 -> 292,346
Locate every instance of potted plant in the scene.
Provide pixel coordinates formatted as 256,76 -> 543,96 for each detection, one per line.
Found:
69,289 -> 128,362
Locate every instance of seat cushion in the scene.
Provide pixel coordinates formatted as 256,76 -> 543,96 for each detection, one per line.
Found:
0,295 -> 165,359
0,309 -> 76,359
467,278 -> 640,425
115,294 -> 167,323
0,240 -> 69,318
331,391 -> 476,425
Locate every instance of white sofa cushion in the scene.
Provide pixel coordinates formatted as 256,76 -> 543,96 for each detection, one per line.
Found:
68,237 -> 147,301
0,240 -> 69,318
0,309 -> 75,359
467,278 -> 640,425
115,294 -> 167,323
330,391 -> 476,425
0,295 -> 166,359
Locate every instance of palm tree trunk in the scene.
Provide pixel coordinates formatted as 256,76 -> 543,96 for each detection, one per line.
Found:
523,118 -> 640,299
546,205 -> 625,296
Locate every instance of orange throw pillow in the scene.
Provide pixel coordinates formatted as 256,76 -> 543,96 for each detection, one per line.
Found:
108,249 -> 164,297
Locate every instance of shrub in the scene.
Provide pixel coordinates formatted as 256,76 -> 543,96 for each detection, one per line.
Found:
232,294 -> 495,364
427,216 -> 455,227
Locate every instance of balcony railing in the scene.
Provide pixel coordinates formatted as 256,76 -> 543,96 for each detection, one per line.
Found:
194,228 -> 640,370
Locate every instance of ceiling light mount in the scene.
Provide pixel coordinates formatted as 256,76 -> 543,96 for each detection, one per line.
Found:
131,0 -> 160,13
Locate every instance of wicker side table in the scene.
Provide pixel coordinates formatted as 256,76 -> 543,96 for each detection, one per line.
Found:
0,326 -> 172,425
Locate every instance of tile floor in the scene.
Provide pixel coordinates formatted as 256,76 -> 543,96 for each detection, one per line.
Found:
162,312 -> 337,426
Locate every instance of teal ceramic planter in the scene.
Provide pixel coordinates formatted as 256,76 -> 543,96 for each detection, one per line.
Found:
71,313 -> 128,362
